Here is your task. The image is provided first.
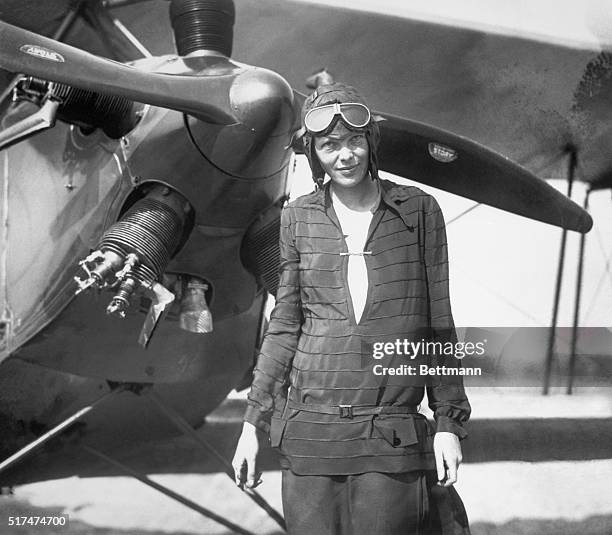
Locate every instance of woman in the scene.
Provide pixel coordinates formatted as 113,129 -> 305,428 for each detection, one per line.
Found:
232,82 -> 471,535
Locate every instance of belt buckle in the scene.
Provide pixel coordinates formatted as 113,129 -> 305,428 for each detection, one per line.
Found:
339,404 -> 353,419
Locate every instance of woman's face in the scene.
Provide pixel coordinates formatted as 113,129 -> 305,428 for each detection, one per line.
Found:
313,122 -> 369,189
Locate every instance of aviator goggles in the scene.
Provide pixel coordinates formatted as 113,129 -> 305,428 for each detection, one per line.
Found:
304,102 -> 371,134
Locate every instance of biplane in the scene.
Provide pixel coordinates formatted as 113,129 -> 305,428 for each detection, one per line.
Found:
0,0 -> 606,532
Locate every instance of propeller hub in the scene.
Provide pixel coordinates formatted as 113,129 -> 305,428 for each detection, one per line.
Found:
170,0 -> 235,57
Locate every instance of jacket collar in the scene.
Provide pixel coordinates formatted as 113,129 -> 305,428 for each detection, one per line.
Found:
301,178 -> 402,214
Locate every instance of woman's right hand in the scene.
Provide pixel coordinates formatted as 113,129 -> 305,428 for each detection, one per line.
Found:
232,421 -> 267,489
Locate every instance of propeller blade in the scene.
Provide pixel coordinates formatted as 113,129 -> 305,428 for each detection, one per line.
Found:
0,20 -> 236,122
376,112 -> 593,233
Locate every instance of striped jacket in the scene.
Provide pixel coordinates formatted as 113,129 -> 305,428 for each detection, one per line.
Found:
244,179 -> 471,475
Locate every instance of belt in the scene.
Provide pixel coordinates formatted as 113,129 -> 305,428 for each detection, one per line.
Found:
287,400 -> 419,419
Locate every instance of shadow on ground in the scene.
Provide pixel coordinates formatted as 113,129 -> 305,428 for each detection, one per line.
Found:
1,497 -> 610,535
4,397 -> 612,485
470,516 -> 612,534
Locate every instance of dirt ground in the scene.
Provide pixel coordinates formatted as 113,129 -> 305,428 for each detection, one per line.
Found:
2,389 -> 611,535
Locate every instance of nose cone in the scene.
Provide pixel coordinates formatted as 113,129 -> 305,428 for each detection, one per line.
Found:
230,68 -> 295,137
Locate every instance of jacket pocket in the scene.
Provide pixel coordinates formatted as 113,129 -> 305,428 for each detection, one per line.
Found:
372,416 -> 418,447
269,416 -> 287,448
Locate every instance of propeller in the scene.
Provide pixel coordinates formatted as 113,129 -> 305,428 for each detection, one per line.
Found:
376,112 -> 593,233
0,20 -> 238,123
0,20 -> 593,232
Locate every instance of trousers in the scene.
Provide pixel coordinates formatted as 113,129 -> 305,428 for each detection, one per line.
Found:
281,469 -> 429,535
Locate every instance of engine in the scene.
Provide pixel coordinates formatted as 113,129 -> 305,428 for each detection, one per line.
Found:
73,183 -> 199,346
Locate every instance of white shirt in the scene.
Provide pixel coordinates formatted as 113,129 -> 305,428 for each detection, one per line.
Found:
331,187 -> 379,323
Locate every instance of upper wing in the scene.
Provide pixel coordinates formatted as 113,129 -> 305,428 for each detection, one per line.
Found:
0,0 -> 600,229
232,0 -> 612,186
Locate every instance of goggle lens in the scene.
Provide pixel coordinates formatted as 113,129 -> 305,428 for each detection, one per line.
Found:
304,103 -> 371,133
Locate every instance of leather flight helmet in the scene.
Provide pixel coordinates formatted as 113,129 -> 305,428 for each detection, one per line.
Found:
300,83 -> 381,189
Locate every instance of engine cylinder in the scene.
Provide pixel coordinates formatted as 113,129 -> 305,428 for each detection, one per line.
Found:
170,0 -> 235,57
52,82 -> 139,138
98,189 -> 188,283
241,206 -> 281,297
74,185 -> 194,328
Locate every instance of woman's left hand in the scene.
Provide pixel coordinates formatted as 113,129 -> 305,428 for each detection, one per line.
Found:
433,431 -> 463,487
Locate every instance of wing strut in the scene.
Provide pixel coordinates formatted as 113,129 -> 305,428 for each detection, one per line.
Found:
567,188 -> 591,394
0,384 -> 127,476
83,445 -> 258,535
81,1 -> 153,61
542,148 -> 578,395
146,389 -> 287,532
